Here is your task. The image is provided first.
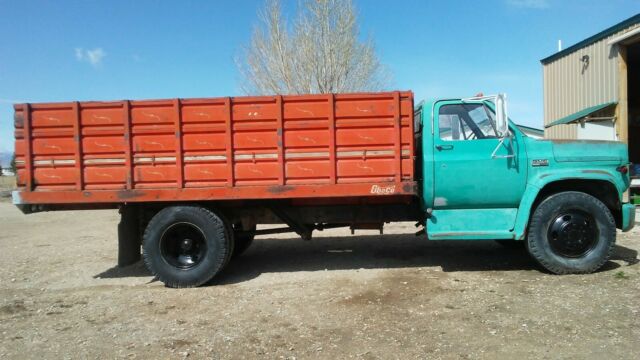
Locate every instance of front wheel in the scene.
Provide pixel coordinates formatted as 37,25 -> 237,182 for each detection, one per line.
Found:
142,206 -> 231,288
526,191 -> 616,274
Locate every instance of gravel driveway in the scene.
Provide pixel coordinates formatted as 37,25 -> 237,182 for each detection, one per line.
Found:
1,200 -> 638,359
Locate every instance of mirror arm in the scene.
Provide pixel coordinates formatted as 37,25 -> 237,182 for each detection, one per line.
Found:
491,136 -> 515,159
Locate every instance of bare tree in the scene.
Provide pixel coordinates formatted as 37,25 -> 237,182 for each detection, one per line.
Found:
238,0 -> 389,95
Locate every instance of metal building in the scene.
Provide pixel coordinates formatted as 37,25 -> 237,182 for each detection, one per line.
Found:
542,14 -> 640,163
541,13 -> 640,203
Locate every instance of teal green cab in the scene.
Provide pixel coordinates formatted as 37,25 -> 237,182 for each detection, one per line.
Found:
415,96 -> 634,274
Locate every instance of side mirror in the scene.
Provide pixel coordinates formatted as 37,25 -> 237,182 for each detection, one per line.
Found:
491,94 -> 514,159
494,93 -> 509,138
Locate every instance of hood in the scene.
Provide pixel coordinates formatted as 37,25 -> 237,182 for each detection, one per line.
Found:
548,140 -> 628,164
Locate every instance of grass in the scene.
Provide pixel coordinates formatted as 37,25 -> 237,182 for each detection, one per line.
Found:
614,271 -> 630,280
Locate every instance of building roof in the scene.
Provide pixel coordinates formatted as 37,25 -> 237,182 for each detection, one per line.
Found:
544,101 -> 617,128
540,13 -> 640,65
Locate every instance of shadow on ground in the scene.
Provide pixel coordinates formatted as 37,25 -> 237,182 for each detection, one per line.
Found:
94,233 -> 639,286
94,261 -> 150,279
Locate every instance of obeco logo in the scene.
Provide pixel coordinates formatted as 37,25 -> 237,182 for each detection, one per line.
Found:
370,184 -> 396,195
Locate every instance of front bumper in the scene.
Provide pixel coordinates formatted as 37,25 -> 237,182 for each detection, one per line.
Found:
621,203 -> 636,232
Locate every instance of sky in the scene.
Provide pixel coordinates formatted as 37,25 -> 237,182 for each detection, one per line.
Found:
1,0 -> 639,154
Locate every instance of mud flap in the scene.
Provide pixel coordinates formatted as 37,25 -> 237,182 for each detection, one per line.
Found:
118,205 -> 141,267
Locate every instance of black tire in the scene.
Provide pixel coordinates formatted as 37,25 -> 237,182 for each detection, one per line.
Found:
495,240 -> 525,249
526,191 -> 616,274
232,224 -> 256,258
218,212 -> 235,268
142,206 -> 230,288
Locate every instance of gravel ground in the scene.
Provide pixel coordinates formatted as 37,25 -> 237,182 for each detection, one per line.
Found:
0,196 -> 638,359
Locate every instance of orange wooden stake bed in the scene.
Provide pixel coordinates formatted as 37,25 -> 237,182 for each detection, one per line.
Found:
14,91 -> 415,207
13,91 -> 419,287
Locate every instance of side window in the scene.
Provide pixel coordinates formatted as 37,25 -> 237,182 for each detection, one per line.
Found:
413,109 -> 422,133
439,104 -> 498,140
467,105 -> 498,138
439,114 -> 462,140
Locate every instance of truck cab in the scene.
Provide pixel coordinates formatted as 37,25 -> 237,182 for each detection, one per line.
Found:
415,95 -> 635,274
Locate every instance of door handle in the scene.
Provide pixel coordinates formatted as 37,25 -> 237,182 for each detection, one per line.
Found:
436,145 -> 454,151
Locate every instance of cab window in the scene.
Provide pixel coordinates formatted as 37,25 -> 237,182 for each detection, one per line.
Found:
439,103 -> 498,140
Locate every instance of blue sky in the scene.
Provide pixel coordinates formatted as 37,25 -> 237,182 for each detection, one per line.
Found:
1,0 -> 639,153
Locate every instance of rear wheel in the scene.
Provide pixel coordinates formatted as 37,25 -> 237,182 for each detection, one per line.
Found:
526,191 -> 615,274
142,206 -> 230,288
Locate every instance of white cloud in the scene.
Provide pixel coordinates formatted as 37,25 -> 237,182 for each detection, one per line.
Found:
506,0 -> 549,9
75,47 -> 106,67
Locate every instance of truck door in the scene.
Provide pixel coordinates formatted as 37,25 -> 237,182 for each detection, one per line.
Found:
431,101 -> 527,209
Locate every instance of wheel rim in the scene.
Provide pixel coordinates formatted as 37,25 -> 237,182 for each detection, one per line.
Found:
160,222 -> 207,269
547,210 -> 598,258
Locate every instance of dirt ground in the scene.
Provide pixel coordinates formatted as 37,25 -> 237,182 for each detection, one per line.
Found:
0,184 -> 639,359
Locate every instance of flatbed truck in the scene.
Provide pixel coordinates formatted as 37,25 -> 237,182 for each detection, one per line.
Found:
12,91 -> 635,287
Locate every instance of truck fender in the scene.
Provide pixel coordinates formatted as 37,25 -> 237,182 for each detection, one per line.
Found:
512,169 -> 619,240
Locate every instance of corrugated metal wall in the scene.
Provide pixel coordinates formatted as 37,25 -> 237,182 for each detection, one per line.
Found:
543,22 -> 640,139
